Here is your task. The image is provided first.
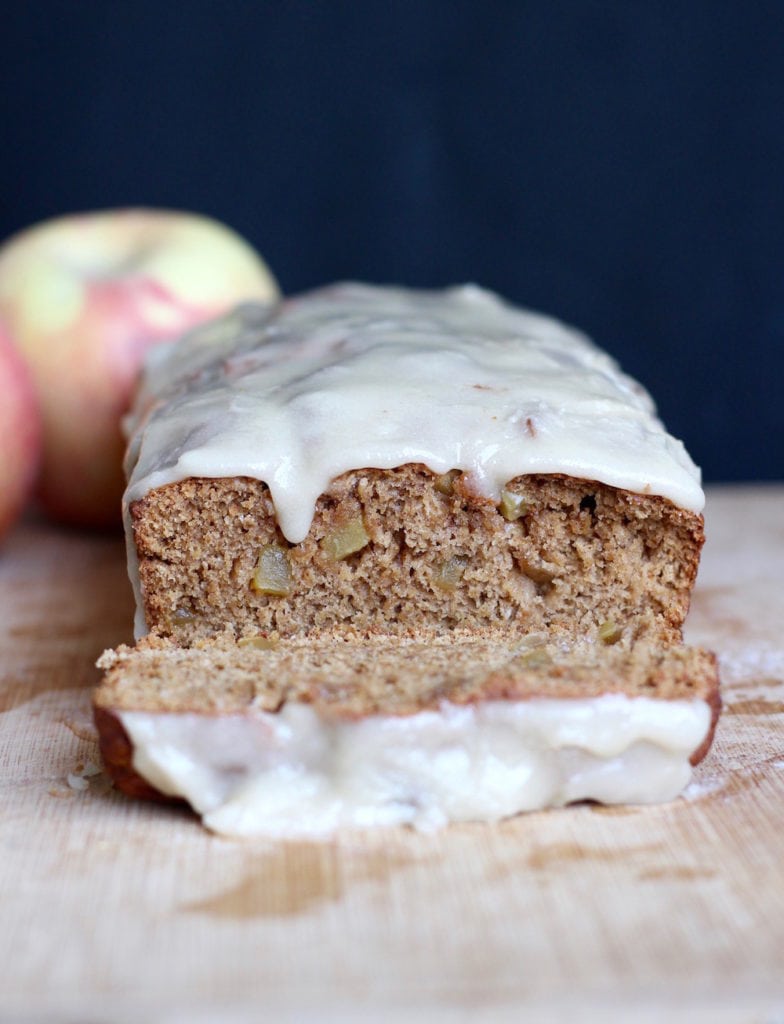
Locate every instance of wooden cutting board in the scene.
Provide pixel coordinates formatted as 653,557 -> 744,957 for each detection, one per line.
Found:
1,486 -> 783,1022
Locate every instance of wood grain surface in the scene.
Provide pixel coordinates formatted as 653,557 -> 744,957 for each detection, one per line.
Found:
1,486 -> 783,1023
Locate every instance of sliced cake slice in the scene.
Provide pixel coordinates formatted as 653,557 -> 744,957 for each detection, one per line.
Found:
94,635 -> 720,837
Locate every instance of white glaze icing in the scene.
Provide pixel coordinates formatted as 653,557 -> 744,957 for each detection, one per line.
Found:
123,283 -> 704,635
125,282 -> 703,531
118,695 -> 711,837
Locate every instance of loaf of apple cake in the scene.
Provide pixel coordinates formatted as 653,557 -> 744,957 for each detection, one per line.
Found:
94,283 -> 718,835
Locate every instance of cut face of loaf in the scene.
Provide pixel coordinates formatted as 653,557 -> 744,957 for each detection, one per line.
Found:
94,635 -> 720,837
131,465 -> 704,646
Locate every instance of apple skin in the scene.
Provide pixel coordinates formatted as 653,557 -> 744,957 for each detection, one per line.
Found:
0,322 -> 42,543
0,209 -> 279,528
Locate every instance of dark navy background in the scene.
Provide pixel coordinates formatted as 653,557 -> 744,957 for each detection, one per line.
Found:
3,2 -> 783,483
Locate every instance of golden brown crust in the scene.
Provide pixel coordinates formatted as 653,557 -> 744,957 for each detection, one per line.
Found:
93,706 -> 181,803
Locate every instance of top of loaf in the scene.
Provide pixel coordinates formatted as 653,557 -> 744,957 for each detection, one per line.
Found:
124,282 -> 704,542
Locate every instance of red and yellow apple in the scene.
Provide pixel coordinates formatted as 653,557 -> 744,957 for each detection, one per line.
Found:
0,322 -> 41,543
0,209 -> 279,528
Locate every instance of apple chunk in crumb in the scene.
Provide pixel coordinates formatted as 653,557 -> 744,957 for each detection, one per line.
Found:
0,209 -> 279,529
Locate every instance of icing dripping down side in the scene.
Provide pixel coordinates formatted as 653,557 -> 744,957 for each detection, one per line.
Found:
122,283 -> 704,634
119,695 -> 712,837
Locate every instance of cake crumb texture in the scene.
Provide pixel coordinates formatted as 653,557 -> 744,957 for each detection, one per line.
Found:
132,466 -> 704,646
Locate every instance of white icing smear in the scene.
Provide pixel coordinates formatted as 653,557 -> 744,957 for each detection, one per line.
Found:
119,695 -> 711,837
124,283 -> 704,547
